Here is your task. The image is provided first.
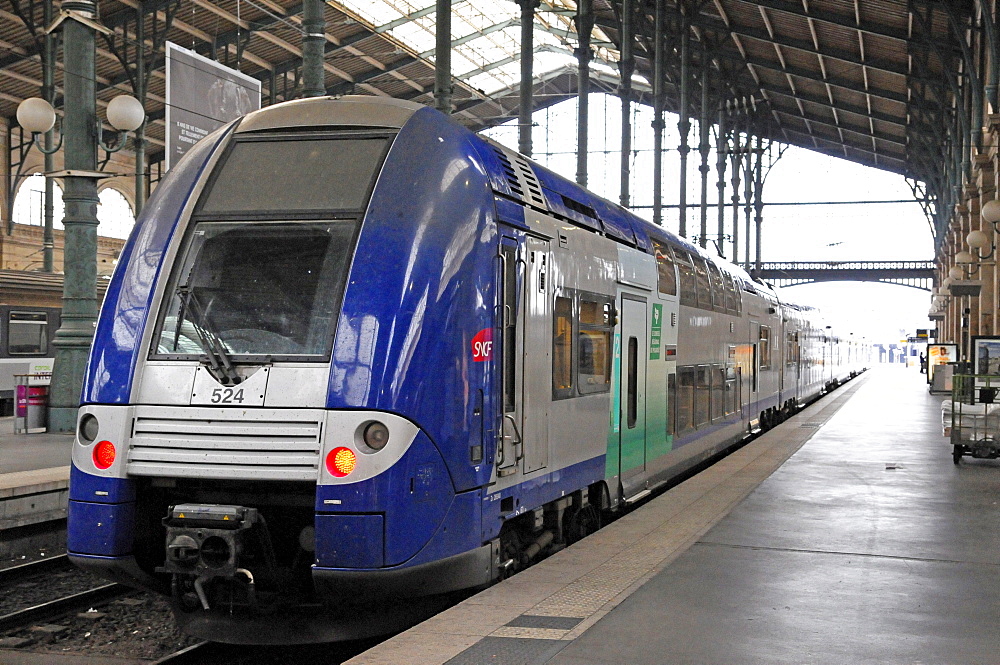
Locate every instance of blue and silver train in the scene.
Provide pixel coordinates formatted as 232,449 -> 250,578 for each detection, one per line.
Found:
67,96 -> 867,643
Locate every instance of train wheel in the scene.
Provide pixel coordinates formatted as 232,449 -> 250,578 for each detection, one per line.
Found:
952,446 -> 963,465
564,505 -> 600,545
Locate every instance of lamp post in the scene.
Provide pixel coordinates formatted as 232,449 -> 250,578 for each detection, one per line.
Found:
16,2 -> 145,432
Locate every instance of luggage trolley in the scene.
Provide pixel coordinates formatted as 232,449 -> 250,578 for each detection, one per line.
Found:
946,374 -> 1000,464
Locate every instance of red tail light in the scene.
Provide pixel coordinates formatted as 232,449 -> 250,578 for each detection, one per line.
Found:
326,447 -> 357,477
93,440 -> 116,470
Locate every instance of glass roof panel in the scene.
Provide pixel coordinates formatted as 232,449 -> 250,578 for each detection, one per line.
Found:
334,0 -> 618,96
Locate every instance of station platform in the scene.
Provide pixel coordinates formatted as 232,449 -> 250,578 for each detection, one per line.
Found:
348,366 -> 1000,665
0,417 -> 70,533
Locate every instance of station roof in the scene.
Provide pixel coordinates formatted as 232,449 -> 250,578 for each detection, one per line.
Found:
0,0 -> 974,192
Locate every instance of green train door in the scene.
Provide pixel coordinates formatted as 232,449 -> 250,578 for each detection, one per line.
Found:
619,296 -> 648,498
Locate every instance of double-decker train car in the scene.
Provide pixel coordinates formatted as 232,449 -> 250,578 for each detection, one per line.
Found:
67,96 -> 867,643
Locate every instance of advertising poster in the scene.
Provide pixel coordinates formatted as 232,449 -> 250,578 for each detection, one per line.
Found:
974,337 -> 1000,376
927,344 -> 956,386
165,42 -> 261,170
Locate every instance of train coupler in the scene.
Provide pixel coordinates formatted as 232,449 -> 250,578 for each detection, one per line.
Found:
157,504 -> 275,611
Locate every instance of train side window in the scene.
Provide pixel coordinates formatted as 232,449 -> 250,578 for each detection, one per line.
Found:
692,257 -> 713,311
8,312 -> 48,355
725,366 -> 738,415
553,295 -> 574,399
723,274 -> 738,314
694,365 -> 711,426
732,276 -> 742,315
786,331 -> 799,367
578,297 -> 612,394
673,248 -> 698,308
706,262 -> 727,313
676,367 -> 695,434
651,239 -> 678,296
502,245 -> 518,412
711,364 -> 725,420
627,337 -> 638,429
759,326 -> 771,370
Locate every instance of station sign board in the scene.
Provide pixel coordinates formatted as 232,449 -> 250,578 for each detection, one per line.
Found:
165,42 -> 261,171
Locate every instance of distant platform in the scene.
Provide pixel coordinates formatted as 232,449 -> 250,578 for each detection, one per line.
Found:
0,417 -> 71,532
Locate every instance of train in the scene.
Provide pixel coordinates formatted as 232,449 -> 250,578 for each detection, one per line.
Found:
0,270 -> 64,417
67,96 -> 868,644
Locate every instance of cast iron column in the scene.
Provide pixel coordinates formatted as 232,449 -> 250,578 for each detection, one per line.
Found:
133,10 -> 147,214
49,0 -> 102,432
434,0 -> 452,113
518,0 -> 538,156
618,0 -> 633,207
729,114 -> 741,263
302,0 -> 326,98
652,0 -> 664,225
678,8 -> 691,237
42,0 -> 56,272
715,105 -> 727,258
576,0 -> 593,188
753,134 -> 764,274
698,59 -> 710,248
743,130 -> 752,268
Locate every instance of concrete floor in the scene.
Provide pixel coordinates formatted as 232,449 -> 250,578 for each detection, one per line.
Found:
0,416 -> 73,474
549,366 -> 1000,665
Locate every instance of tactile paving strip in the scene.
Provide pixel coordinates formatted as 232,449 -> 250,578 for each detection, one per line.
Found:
443,637 -> 566,665
505,616 -> 583,630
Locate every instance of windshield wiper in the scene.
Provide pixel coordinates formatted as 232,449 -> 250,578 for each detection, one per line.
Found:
175,286 -> 242,386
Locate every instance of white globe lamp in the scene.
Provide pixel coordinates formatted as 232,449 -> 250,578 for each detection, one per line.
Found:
16,97 -> 56,134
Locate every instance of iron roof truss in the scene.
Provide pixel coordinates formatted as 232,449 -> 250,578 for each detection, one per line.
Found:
0,0 -> 992,239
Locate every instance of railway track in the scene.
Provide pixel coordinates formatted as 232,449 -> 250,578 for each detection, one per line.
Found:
0,582 -> 130,633
0,553 -> 132,634
0,553 -> 71,584
150,640 -> 214,664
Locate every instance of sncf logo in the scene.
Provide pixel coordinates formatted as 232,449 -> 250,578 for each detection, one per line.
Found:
471,328 -> 494,362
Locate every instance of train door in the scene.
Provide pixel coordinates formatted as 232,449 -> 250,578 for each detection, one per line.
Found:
748,320 -> 760,414
520,236 -> 551,474
497,238 -> 520,477
619,296 -> 647,498
777,320 -> 785,397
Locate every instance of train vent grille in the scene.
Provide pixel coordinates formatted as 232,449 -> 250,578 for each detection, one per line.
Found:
492,147 -> 523,198
491,146 -> 547,210
128,415 -> 322,481
510,154 -> 547,209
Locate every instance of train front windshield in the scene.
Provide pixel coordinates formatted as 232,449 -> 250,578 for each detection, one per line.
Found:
155,222 -> 353,359
152,132 -> 391,362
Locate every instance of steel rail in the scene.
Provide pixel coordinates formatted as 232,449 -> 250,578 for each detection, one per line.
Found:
149,641 -> 214,664
0,554 -> 71,587
0,583 -> 129,632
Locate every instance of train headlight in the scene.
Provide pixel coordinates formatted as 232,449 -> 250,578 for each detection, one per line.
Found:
93,440 -> 117,470
79,414 -> 99,443
326,447 -> 357,477
362,421 -> 390,451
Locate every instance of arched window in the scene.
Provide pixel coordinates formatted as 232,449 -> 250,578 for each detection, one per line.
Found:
12,173 -> 64,230
97,188 -> 135,239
